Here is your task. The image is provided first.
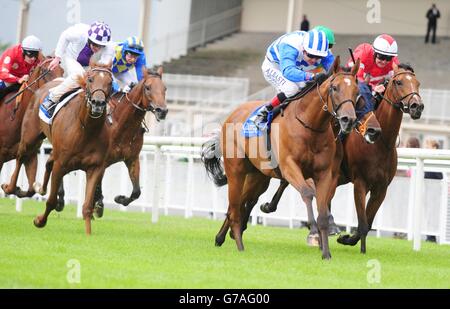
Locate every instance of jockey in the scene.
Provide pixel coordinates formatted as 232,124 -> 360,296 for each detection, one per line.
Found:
313,25 -> 335,49
253,29 -> 334,128
112,36 -> 147,93
0,35 -> 43,89
43,21 -> 114,117
347,34 -> 400,120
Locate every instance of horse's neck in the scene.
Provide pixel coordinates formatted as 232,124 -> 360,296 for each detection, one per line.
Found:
112,86 -> 145,138
295,81 -> 331,130
376,87 -> 403,148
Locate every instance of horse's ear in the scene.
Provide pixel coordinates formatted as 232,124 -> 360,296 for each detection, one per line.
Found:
331,55 -> 341,74
157,66 -> 163,76
351,58 -> 360,76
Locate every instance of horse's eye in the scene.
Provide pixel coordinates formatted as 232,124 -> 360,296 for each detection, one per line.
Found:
145,85 -> 151,91
88,77 -> 93,83
332,85 -> 338,91
395,80 -> 402,86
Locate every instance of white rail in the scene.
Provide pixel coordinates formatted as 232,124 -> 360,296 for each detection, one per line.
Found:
3,137 -> 450,251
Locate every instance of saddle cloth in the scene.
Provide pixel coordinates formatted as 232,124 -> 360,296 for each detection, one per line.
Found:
241,105 -> 274,137
39,89 -> 83,125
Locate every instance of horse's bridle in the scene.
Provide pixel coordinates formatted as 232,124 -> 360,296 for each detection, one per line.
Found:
296,72 -> 357,133
378,71 -> 421,113
124,72 -> 163,114
85,67 -> 113,118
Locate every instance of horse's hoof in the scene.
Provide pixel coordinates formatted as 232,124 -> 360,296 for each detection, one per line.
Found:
307,234 -> 320,247
114,195 -> 130,206
328,224 -> 341,236
337,234 -> 350,244
260,203 -> 273,213
1,184 -> 13,195
33,182 -> 46,195
33,217 -> 46,228
215,235 -> 225,247
55,200 -> 65,212
16,189 -> 33,198
322,253 -> 332,260
94,202 -> 104,218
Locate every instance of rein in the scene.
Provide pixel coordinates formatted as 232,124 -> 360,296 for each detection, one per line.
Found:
295,72 -> 356,133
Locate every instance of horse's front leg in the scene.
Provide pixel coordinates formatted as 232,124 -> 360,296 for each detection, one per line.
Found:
83,167 -> 105,235
337,178 -> 368,250
114,157 -> 140,206
93,181 -> 105,218
314,170 -> 333,260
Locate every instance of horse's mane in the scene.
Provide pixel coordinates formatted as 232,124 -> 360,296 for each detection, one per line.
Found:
398,63 -> 414,73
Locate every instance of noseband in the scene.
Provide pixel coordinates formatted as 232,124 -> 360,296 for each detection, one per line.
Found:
85,67 -> 113,118
124,72 -> 164,114
379,71 -> 421,113
296,72 -> 357,133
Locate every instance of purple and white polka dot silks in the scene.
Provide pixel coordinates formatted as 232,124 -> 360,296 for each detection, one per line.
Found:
88,21 -> 111,45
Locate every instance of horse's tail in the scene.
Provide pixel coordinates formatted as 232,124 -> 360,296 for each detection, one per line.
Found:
201,130 -> 227,187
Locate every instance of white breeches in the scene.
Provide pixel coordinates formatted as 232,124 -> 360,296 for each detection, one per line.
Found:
261,58 -> 307,98
49,57 -> 85,101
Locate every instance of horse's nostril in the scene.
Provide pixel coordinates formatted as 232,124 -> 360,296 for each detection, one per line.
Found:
340,116 -> 349,124
410,103 -> 418,110
367,128 -> 376,134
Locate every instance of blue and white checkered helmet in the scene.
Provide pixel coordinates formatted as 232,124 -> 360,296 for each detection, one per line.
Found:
88,21 -> 111,46
302,29 -> 329,57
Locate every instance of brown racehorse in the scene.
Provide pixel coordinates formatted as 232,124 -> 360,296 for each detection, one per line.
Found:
202,56 -> 360,259
39,67 -> 169,217
0,57 -> 63,188
88,67 -> 168,216
6,61 -> 113,234
335,63 -> 424,253
257,109 -> 382,243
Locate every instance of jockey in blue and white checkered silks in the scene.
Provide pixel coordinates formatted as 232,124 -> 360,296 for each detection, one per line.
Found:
253,29 -> 335,129
112,36 -> 147,93
43,22 -> 114,115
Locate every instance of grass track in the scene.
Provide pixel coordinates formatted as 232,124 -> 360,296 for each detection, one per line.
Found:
0,198 -> 449,288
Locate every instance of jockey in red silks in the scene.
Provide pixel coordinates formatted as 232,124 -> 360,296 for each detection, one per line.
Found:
0,35 -> 43,90
347,34 -> 400,120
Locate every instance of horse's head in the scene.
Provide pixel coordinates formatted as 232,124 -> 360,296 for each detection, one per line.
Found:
326,56 -> 360,134
140,66 -> 168,121
386,63 -> 423,120
356,111 -> 381,144
80,61 -> 113,118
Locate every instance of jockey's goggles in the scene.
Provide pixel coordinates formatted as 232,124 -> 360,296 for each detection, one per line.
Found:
305,52 -> 324,60
23,50 -> 39,58
375,53 -> 393,61
125,51 -> 141,58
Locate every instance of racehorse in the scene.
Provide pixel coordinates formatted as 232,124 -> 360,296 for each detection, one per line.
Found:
335,63 -> 423,253
74,67 -> 167,217
202,56 -> 360,259
257,109 -> 382,244
0,57 -> 63,190
6,60 -> 113,235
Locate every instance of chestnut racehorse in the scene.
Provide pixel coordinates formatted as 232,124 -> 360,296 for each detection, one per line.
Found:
0,57 -> 63,190
335,63 -> 424,253
257,109 -> 382,244
5,61 -> 113,234
202,57 -> 360,259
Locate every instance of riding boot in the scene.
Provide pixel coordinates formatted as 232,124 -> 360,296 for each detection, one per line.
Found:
253,104 -> 273,130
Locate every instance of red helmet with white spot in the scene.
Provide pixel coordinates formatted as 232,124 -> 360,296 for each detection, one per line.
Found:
372,34 -> 398,57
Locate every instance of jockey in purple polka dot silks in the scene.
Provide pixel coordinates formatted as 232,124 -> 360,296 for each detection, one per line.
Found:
42,21 -> 114,117
253,29 -> 334,129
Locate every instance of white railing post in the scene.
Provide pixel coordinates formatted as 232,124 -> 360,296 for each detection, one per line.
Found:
413,158 -> 425,251
77,172 -> 83,218
15,198 -> 22,212
152,146 -> 161,223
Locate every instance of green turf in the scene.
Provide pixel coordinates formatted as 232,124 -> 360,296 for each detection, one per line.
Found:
0,198 -> 449,288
